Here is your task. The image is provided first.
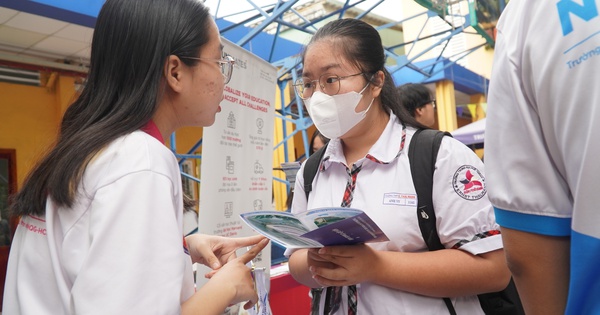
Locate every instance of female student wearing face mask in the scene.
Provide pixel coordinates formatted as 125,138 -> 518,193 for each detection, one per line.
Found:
287,19 -> 510,314
3,0 -> 268,314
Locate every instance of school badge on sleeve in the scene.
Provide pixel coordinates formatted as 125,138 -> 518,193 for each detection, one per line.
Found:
452,165 -> 486,200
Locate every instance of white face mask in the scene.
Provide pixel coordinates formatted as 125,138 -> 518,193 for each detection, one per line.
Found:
305,84 -> 374,139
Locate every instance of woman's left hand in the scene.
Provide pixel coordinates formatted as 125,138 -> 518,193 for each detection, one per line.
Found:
308,244 -> 381,287
185,234 -> 266,269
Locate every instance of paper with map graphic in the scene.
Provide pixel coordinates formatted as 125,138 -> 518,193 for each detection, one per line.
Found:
240,207 -> 389,249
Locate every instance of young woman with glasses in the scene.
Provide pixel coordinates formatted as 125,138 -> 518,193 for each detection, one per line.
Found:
4,0 -> 267,314
287,18 -> 510,314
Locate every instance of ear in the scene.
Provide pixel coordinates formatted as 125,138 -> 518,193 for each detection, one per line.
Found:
414,106 -> 425,118
370,70 -> 385,98
164,55 -> 185,93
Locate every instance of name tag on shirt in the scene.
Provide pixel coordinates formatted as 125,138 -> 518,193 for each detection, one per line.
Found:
383,193 -> 417,206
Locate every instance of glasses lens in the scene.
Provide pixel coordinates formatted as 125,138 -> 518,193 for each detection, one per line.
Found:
319,74 -> 341,96
294,78 -> 304,98
223,55 -> 234,84
295,78 -> 313,99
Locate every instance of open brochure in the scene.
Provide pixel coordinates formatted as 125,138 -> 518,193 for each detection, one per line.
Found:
240,207 -> 389,249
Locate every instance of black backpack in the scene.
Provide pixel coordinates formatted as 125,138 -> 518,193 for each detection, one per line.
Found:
303,129 -> 524,315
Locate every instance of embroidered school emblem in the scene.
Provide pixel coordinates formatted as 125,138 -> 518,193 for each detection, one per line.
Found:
452,165 -> 486,200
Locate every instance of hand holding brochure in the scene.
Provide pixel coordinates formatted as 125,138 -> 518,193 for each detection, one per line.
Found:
240,207 -> 389,249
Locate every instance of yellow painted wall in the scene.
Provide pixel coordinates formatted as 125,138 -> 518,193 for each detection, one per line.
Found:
54,75 -> 78,119
0,81 -> 62,188
0,74 -> 206,191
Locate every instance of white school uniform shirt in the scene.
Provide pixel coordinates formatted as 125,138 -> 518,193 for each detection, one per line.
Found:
289,113 -> 501,315
485,0 -> 600,313
3,130 -> 195,315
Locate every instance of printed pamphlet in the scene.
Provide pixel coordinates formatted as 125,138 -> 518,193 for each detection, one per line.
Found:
240,207 -> 389,249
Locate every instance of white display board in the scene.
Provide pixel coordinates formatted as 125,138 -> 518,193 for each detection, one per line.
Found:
197,37 -> 277,296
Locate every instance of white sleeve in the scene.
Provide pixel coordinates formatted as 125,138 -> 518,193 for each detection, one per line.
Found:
432,137 -> 502,255
71,171 -> 188,314
485,14 -> 572,236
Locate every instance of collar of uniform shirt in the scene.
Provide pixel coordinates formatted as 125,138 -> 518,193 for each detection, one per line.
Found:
141,120 -> 164,143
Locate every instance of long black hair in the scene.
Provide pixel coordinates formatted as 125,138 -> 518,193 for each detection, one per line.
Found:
11,0 -> 212,216
302,18 -> 426,129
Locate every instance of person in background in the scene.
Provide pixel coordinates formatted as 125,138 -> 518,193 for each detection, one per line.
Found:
309,129 -> 330,155
485,0 -> 600,314
397,83 -> 437,127
285,130 -> 329,211
3,0 -> 268,314
288,18 -> 509,314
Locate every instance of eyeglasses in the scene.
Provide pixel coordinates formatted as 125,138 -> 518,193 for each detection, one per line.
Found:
421,99 -> 436,109
180,54 -> 236,84
293,72 -> 367,100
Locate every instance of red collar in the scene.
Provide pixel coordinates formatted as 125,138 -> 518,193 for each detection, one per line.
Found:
141,120 -> 164,143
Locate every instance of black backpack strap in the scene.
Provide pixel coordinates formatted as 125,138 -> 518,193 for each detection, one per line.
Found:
303,144 -> 330,315
303,144 -> 328,200
409,129 -> 450,250
408,129 -> 456,315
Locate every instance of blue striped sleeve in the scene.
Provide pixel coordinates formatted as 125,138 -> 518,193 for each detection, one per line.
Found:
493,207 -> 571,236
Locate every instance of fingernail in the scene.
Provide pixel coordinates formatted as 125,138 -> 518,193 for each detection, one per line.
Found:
212,263 -> 220,269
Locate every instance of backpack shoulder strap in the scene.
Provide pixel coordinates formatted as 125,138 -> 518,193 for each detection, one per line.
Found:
303,144 -> 328,200
409,129 -> 455,315
409,129 -> 450,251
